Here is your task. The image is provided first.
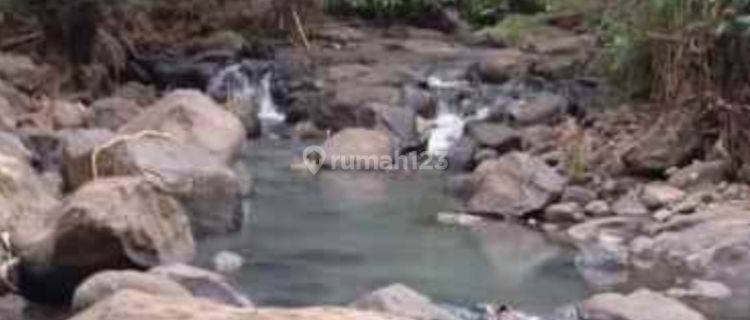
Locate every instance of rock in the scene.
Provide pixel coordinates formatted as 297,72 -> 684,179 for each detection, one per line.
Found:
466,122 -> 521,152
575,240 -> 630,289
641,183 -> 686,209
401,85 -> 435,118
91,97 -> 142,131
316,25 -> 366,43
581,289 -> 707,320
351,283 -> 456,320
363,103 -> 418,144
445,174 -> 474,201
520,125 -> 556,154
507,93 -> 566,126
585,200 -> 611,217
115,82 -> 157,106
668,160 -> 729,191
69,290 -> 405,320
567,217 -> 646,244
18,129 -> 64,173
233,162 -> 255,197
60,129 -> 116,191
72,270 -> 191,311
183,30 -> 246,56
119,90 -> 245,164
473,148 -> 498,163
0,154 -> 59,255
0,54 -> 47,92
213,251 -> 244,274
562,186 -> 598,206
444,135 -> 477,171
0,97 -> 17,130
667,279 -> 732,300
323,129 -> 393,170
0,132 -> 32,163
52,100 -> 89,129
20,177 -> 195,271
150,264 -> 253,307
475,49 -> 528,83
652,209 -> 674,222
90,135 -> 243,235
545,202 -> 585,223
612,192 -> 649,216
623,112 -> 704,175
468,152 -> 567,217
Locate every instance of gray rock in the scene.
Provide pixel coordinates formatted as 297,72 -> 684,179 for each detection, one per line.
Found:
475,49 -> 528,84
60,129 -> 116,191
466,122 -> 521,152
581,289 -> 707,320
73,270 -> 191,311
351,283 -> 457,320
562,186 -> 598,206
52,100 -> 89,129
585,200 -> 612,217
473,148 -> 498,164
545,202 -> 585,223
641,183 -> 686,209
668,160 -> 729,191
667,279 -> 732,300
507,93 -> 566,126
150,264 -> 253,307
0,54 -> 47,92
468,152 -> 568,217
623,112 -> 703,174
521,125 -> 556,154
612,192 -> 649,216
323,128 -> 394,170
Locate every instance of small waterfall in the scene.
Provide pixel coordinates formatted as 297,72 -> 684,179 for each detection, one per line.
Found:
207,61 -> 287,136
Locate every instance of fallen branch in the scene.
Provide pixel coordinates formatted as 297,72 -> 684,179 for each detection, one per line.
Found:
291,9 -> 311,50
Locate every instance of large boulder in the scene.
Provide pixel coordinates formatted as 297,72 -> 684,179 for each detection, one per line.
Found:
68,290 -> 409,320
72,270 -> 191,311
468,152 -> 567,216
88,135 -> 244,235
0,54 -> 48,92
622,112 -> 704,175
351,283 -> 456,320
466,122 -> 521,152
20,177 -> 195,271
323,129 -> 394,170
150,264 -> 253,307
581,289 -> 706,320
119,90 -> 245,164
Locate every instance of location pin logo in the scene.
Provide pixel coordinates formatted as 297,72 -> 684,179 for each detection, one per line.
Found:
302,145 -> 326,175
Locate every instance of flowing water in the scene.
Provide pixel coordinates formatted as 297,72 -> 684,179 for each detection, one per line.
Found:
197,139 -> 589,315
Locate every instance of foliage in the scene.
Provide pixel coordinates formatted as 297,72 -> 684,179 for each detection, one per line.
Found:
326,0 -> 451,21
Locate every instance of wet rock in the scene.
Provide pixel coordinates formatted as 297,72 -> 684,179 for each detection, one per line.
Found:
581,289 -> 707,320
89,136 -> 244,235
213,251 -> 244,274
507,93 -> 566,126
612,192 -> 649,216
575,240 -> 629,289
641,183 -> 686,209
351,283 -> 457,320
401,85 -> 436,118
52,100 -> 89,130
323,129 -> 393,170
60,129 -> 116,191
466,122 -> 521,152
668,160 -> 729,191
150,264 -> 253,307
72,270 -> 191,311
363,103 -> 418,144
445,135 -> 477,171
20,177 -> 195,271
585,200 -> 611,217
545,202 -> 585,223
436,212 -> 485,227
183,30 -> 246,56
475,49 -> 528,83
119,90 -> 245,164
468,152 -> 567,217
561,186 -> 597,206
90,97 -> 142,131
567,217 -> 646,243
622,112 -> 704,175
445,174 -> 474,201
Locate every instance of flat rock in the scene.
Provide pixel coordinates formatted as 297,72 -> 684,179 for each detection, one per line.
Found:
641,183 -> 686,209
581,289 -> 707,320
72,270 -> 191,311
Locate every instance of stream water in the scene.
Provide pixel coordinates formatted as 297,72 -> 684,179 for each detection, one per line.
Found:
196,139 -> 590,315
